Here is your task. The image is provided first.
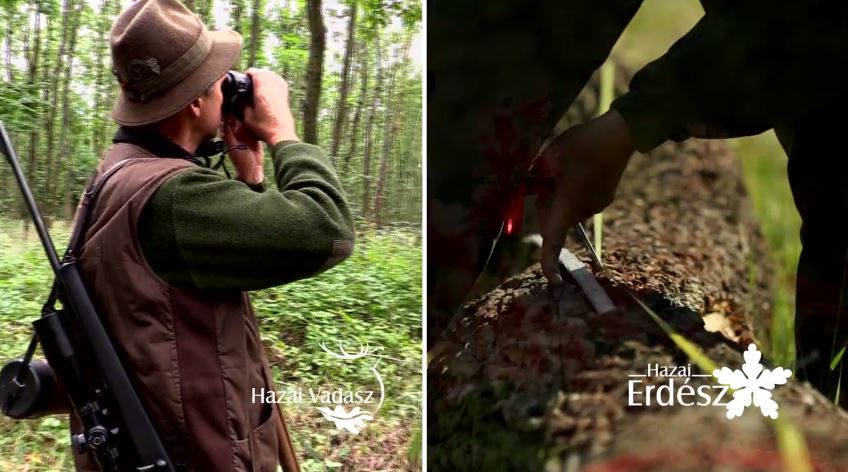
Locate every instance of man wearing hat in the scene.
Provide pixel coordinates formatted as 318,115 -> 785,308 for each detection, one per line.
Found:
70,0 -> 354,470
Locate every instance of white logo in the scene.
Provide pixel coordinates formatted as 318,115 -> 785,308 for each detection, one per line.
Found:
712,344 -> 792,419
314,341 -> 385,434
627,343 -> 791,419
316,405 -> 374,434
253,341 -> 386,435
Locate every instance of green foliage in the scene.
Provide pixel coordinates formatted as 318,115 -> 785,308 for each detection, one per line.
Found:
0,220 -> 421,470
2,0 -> 422,230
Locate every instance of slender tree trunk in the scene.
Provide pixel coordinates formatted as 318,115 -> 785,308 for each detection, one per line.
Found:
302,0 -> 325,144
0,8 -> 9,209
329,1 -> 356,164
58,0 -> 83,217
373,40 -> 407,228
19,4 -> 42,231
247,0 -> 263,67
230,0 -> 245,69
4,7 -> 14,82
45,0 -> 75,216
92,0 -> 112,158
343,41 -> 368,174
25,5 -> 42,223
361,38 -> 383,222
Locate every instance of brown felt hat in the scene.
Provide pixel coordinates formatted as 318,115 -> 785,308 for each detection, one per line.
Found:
110,0 -> 242,126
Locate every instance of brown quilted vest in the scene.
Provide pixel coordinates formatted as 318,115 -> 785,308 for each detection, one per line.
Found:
69,142 -> 300,472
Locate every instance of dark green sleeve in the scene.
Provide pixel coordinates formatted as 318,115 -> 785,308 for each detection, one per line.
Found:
611,1 -> 848,152
138,141 -> 355,291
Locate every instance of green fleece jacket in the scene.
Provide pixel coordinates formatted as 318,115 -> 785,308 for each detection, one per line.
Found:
134,135 -> 355,292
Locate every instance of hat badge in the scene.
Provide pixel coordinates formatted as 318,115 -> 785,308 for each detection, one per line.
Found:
127,57 -> 161,84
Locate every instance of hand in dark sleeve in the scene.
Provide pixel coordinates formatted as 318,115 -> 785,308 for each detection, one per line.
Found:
611,1 -> 848,152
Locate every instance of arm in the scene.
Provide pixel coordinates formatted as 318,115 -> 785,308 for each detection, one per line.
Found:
138,140 -> 354,291
611,1 -> 848,152
538,1 -> 848,287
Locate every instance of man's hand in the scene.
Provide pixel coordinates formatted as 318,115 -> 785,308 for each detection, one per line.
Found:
222,117 -> 264,185
538,109 -> 635,291
242,68 -> 299,145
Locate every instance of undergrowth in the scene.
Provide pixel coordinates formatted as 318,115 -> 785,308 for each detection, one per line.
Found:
0,218 -> 422,471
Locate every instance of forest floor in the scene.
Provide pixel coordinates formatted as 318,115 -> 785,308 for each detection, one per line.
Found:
0,222 -> 422,472
428,138 -> 848,471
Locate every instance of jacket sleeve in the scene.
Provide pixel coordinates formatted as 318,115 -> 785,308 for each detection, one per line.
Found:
138,140 -> 355,291
610,1 -> 848,153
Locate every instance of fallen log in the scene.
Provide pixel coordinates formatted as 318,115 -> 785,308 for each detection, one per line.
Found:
428,136 -> 848,471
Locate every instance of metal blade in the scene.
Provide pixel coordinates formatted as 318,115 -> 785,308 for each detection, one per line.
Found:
558,248 -> 616,315
523,234 -> 616,315
575,222 -> 604,271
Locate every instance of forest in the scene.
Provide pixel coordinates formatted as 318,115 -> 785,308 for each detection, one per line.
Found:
0,0 -> 423,470
0,0 -> 422,229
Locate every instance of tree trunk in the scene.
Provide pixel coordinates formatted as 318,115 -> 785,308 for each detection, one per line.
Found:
343,40 -> 369,174
45,0 -> 75,216
246,0 -> 263,67
302,0 -> 325,144
91,0 -> 113,158
329,1 -> 356,164
58,0 -> 83,217
393,95 -> 421,224
4,6 -> 14,83
230,0 -> 245,69
25,4 -> 42,226
361,38 -> 382,222
372,42 -> 406,229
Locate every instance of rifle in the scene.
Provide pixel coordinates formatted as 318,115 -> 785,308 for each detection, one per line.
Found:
0,121 -> 175,472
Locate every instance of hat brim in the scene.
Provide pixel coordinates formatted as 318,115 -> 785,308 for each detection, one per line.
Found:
111,30 -> 242,126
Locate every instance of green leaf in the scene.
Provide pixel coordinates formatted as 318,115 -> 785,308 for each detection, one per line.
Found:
830,344 -> 846,371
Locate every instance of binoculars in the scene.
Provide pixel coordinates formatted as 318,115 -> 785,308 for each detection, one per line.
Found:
221,70 -> 253,121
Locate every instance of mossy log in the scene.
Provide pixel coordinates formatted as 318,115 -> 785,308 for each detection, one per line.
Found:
428,138 -> 848,471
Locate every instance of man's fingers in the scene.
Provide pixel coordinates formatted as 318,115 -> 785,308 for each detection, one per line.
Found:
541,189 -> 571,286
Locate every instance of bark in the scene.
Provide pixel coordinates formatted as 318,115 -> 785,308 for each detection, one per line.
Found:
343,40 -> 369,174
302,0 -> 325,144
246,0 -> 262,67
361,38 -> 382,221
329,1 -> 357,164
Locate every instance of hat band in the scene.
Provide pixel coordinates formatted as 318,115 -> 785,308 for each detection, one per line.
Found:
127,24 -> 212,102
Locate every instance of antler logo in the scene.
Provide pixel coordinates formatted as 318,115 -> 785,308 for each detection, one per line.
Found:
314,341 -> 386,434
